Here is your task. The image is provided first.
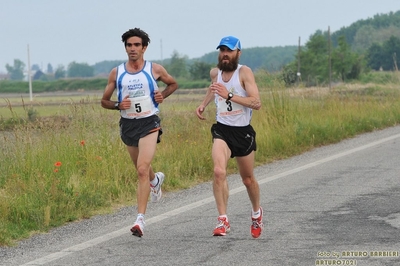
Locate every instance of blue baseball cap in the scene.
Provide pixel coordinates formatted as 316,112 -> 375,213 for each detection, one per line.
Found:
216,36 -> 241,51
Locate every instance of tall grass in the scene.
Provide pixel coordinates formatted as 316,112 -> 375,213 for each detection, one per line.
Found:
1,81 -> 400,246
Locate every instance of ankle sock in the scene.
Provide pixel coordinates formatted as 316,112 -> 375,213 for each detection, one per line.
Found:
252,208 -> 261,219
150,175 -> 159,187
136,213 -> 145,222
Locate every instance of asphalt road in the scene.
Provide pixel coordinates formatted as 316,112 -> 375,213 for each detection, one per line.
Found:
1,125 -> 400,266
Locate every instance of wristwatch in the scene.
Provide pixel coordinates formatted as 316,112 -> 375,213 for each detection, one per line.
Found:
226,92 -> 234,103
114,102 -> 120,110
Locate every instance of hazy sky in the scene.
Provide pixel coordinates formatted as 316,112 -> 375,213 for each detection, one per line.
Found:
1,0 -> 399,73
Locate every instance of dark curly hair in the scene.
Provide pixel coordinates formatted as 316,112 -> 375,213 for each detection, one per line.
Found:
121,28 -> 151,47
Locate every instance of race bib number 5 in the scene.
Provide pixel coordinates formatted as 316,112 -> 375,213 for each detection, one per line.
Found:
126,96 -> 153,117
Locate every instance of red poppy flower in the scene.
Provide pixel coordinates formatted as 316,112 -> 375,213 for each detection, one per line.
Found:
54,161 -> 62,167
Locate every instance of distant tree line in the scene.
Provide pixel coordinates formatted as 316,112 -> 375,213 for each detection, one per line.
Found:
282,11 -> 400,86
330,11 -> 400,49
3,11 -> 400,87
4,61 -> 94,81
367,36 -> 400,71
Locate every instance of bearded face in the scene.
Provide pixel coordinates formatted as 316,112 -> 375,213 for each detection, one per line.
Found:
217,51 -> 240,72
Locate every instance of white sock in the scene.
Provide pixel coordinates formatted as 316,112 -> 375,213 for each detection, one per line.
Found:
136,213 -> 145,222
150,175 -> 159,186
252,208 -> 261,219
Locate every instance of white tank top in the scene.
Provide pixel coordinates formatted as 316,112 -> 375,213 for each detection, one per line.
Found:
116,61 -> 159,119
215,65 -> 253,126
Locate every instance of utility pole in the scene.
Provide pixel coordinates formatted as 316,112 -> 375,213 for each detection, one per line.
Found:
297,36 -> 301,87
27,44 -> 33,101
328,26 -> 332,89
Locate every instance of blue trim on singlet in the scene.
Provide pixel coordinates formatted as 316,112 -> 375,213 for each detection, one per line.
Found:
142,63 -> 158,108
116,67 -> 126,103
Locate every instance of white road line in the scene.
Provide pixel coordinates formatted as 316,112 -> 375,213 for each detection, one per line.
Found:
20,133 -> 400,265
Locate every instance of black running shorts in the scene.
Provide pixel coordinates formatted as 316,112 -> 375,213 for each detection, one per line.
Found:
211,122 -> 256,158
119,115 -> 163,147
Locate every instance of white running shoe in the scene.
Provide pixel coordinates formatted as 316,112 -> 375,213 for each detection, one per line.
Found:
130,216 -> 145,237
150,172 -> 165,203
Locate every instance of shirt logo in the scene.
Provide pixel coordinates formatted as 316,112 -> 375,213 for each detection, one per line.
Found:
129,89 -> 145,97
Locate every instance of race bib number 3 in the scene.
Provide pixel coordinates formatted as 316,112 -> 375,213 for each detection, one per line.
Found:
126,96 -> 153,117
217,99 -> 244,116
